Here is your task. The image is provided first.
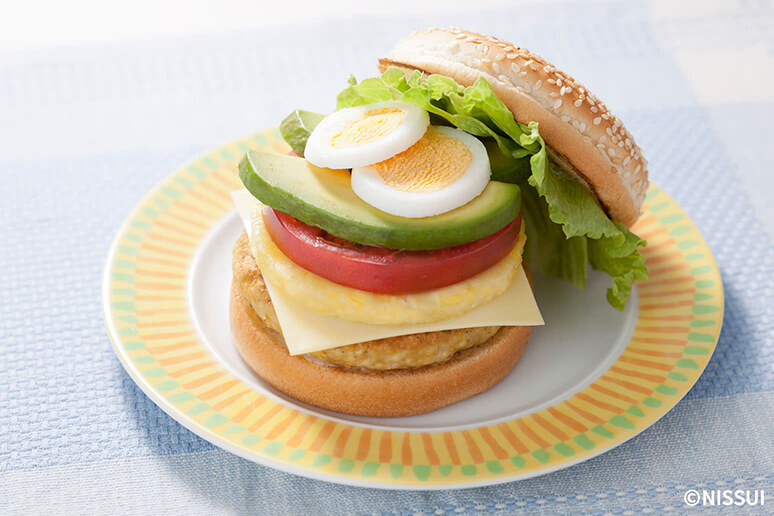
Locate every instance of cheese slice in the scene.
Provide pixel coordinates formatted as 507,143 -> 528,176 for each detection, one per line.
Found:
232,189 -> 543,355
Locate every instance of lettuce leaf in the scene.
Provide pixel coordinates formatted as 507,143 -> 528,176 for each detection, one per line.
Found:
338,68 -> 540,159
525,157 -> 648,308
588,223 -> 649,310
335,67 -> 648,309
521,184 -> 589,288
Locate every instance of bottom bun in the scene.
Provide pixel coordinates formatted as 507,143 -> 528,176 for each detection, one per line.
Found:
230,285 -> 531,417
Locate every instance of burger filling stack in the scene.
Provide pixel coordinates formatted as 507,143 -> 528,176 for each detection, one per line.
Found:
230,28 -> 648,417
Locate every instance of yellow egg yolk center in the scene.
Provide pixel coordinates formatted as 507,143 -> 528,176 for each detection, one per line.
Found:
331,108 -> 406,148
372,133 -> 472,192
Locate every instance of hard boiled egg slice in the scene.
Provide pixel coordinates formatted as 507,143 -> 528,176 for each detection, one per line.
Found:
351,126 -> 491,218
304,101 -> 429,169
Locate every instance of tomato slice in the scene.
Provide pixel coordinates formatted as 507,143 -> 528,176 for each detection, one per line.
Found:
262,207 -> 522,294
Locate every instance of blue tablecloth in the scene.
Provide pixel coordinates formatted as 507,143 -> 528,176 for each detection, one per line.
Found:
2,1 -> 773,513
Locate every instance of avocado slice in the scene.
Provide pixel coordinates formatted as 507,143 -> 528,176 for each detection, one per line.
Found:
239,150 -> 521,250
279,110 -> 326,156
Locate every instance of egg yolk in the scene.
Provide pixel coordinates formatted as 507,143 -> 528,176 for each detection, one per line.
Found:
331,108 -> 406,148
372,133 -> 472,192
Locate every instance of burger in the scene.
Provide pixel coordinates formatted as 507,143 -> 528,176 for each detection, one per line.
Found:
230,28 -> 649,417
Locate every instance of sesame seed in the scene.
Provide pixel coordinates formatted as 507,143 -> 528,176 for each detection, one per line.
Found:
606,128 -> 613,136
535,79 -> 543,90
547,78 -> 556,84
491,62 -> 500,73
608,147 -> 616,157
579,122 -> 586,132
495,53 -> 505,61
507,53 -> 518,59
553,98 -> 562,109
455,33 -> 466,39
445,41 -> 459,50
481,45 -> 489,53
574,99 -> 582,107
599,135 -> 607,143
623,156 -> 631,165
560,86 -> 567,96
511,62 -> 521,73
572,120 -> 579,129
635,165 -> 642,173
523,83 -> 532,93
498,74 -> 512,85
556,78 -> 563,87
529,61 -> 539,70
561,115 -> 571,122
519,71 -> 527,76
593,117 -> 601,125
618,141 -> 624,147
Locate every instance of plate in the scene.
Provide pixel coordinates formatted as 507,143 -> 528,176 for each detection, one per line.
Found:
103,128 -> 723,489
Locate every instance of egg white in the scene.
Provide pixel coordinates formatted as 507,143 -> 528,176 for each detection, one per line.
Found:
304,101 -> 429,170
351,126 -> 491,218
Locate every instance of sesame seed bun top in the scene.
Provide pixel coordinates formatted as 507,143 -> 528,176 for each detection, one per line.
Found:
379,27 -> 649,227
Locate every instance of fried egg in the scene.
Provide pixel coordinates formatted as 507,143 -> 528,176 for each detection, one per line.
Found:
351,126 -> 491,218
304,101 -> 429,169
